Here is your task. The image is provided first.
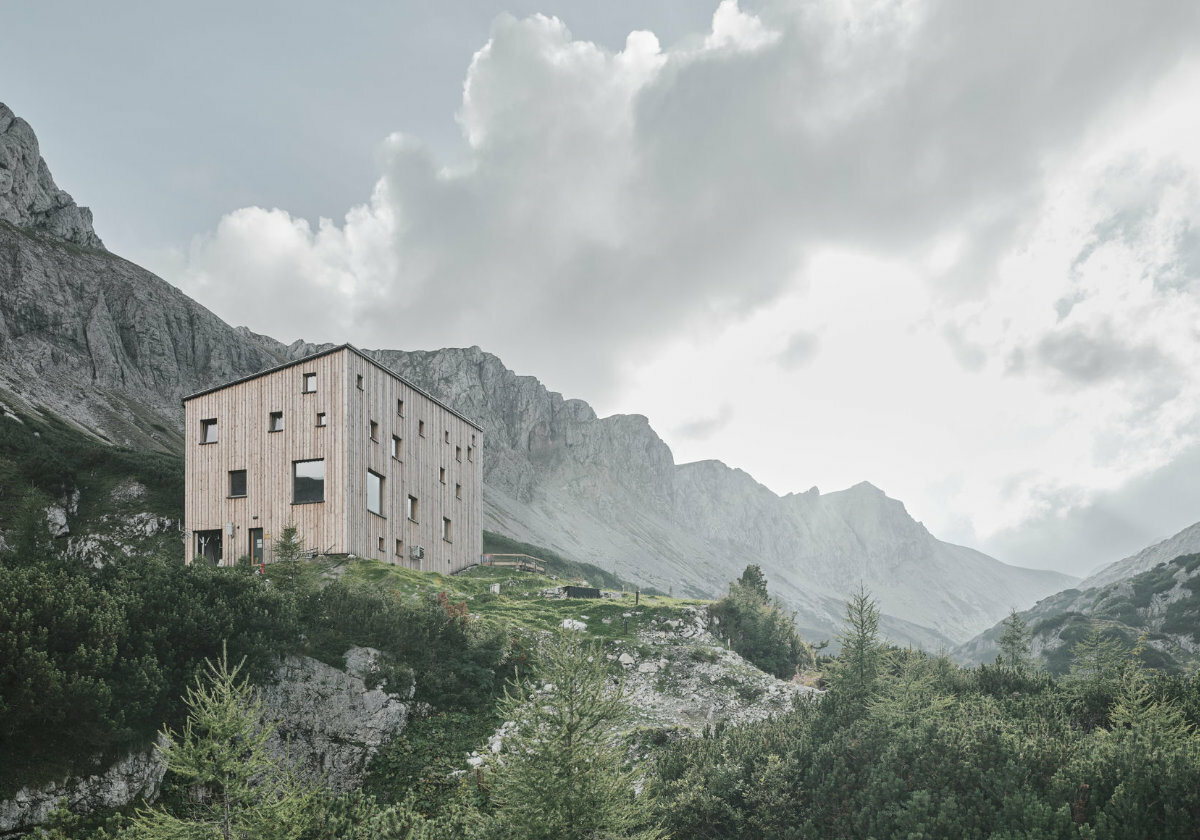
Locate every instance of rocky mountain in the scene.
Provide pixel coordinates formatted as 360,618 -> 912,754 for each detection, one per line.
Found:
1079,519 -> 1200,591
955,552 -> 1200,674
0,103 -> 104,250
0,102 -> 1074,648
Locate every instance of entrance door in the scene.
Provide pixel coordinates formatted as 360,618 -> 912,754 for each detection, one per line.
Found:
249,528 -> 264,564
194,529 -> 222,564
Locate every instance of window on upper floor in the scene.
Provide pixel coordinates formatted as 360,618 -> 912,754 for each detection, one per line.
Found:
395,538 -> 403,556
316,412 -> 327,427
455,483 -> 462,500
418,420 -> 425,437
391,435 -> 401,459
439,467 -> 446,484
229,469 -> 247,498
442,517 -> 453,543
407,494 -> 419,523
369,420 -> 379,441
397,398 -> 404,416
367,470 -> 384,516
356,374 -> 364,390
269,411 -> 284,432
293,459 -> 325,504
200,418 -> 217,444
302,372 -> 316,393
467,445 -> 473,462
444,430 -> 450,444
455,445 -> 462,462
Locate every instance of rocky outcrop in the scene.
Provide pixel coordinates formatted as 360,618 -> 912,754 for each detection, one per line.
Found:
0,734 -> 167,835
0,103 -> 104,250
0,648 -> 410,833
262,647 -> 413,793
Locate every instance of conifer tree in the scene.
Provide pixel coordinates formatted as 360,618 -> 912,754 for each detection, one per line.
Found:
129,648 -> 316,840
483,630 -> 663,840
996,609 -> 1032,670
828,586 -> 883,709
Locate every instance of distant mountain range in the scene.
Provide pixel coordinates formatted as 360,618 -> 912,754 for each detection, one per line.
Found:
0,101 -> 1076,646
956,517 -> 1200,670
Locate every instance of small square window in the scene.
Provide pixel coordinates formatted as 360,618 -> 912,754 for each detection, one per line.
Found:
269,411 -> 284,432
391,435 -> 401,459
316,412 -> 326,427
369,420 -> 379,441
444,430 -> 450,444
455,483 -> 462,500
397,398 -> 404,416
200,418 -> 217,444
441,517 -> 453,543
418,420 -> 425,437
407,495 -> 419,523
356,374 -> 364,390
302,372 -> 316,393
229,469 -> 247,498
455,445 -> 462,462
439,467 -> 446,484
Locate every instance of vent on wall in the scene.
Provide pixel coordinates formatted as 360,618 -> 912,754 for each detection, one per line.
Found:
409,545 -> 425,561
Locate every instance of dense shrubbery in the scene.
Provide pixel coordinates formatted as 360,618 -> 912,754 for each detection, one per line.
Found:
649,591 -> 1200,840
0,552 -> 297,795
708,566 -> 814,679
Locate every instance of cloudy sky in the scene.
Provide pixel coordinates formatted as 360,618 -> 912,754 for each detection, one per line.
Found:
6,0 -> 1200,576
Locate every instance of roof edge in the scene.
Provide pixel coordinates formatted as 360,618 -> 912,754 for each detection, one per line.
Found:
182,343 -> 485,432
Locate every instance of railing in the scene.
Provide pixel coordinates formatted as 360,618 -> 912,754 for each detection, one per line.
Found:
478,553 -> 546,574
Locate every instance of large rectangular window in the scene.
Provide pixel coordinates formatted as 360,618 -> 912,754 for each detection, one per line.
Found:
367,470 -> 384,516
293,459 -> 325,504
229,469 -> 247,498
302,372 -> 316,393
269,411 -> 284,432
406,495 -> 419,523
200,418 -> 217,444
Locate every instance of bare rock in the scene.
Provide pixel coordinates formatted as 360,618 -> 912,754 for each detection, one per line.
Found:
0,103 -> 104,249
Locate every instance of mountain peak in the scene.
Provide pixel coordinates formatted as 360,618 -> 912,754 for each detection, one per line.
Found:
0,103 -> 104,249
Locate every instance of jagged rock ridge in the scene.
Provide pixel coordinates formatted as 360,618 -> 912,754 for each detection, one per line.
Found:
0,103 -> 104,249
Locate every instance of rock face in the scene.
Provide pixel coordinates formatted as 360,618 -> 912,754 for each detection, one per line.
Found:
1079,519 -> 1200,591
0,217 -> 284,452
0,103 -> 104,249
0,734 -> 168,835
261,647 -> 413,793
0,648 -> 410,833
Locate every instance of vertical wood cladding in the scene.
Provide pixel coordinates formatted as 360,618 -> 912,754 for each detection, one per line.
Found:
183,346 -> 482,573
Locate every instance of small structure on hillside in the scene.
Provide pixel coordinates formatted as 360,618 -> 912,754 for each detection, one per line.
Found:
183,345 -> 483,572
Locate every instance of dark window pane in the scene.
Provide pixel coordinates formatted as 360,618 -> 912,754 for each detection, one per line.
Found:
229,470 -> 247,497
293,459 -> 325,504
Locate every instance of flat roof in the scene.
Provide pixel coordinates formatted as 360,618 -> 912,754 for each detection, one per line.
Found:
182,343 -> 484,432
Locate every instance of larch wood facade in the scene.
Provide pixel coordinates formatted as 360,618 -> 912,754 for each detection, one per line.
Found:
183,345 -> 483,573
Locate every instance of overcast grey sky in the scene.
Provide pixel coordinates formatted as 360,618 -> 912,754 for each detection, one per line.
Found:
6,0 -> 1200,576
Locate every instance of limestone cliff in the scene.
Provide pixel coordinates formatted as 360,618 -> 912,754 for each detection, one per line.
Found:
0,103 -> 104,250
